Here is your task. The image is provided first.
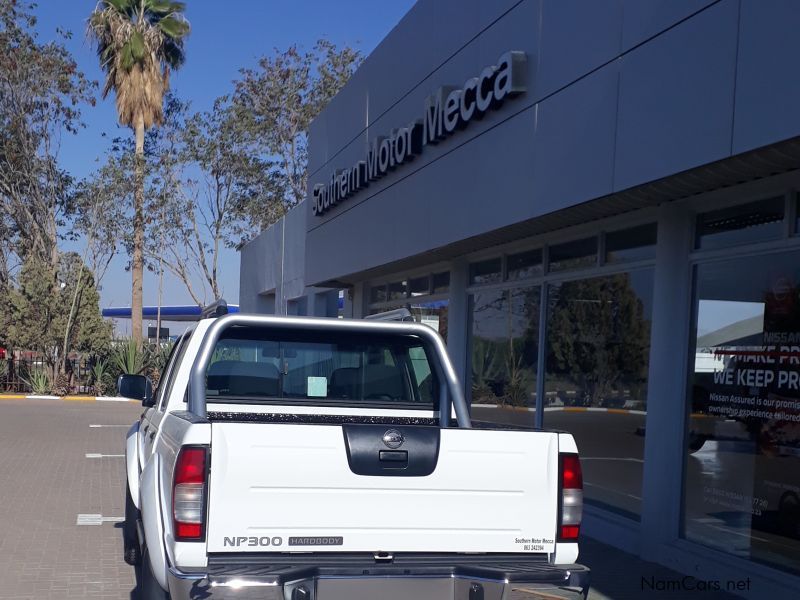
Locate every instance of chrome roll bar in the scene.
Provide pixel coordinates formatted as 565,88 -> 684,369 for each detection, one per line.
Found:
187,314 -> 471,427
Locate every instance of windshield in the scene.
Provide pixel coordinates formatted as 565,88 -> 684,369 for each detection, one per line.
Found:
205,327 -> 439,408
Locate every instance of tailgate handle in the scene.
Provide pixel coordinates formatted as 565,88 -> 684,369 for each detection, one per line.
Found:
379,450 -> 408,463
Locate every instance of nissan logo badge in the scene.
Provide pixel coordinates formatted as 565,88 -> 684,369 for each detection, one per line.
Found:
382,429 -> 404,449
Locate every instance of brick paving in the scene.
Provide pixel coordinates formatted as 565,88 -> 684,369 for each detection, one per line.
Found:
0,398 -> 141,599
0,398 -> 749,600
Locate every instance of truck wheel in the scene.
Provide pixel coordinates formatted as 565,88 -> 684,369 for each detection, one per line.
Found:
124,482 -> 141,566
140,545 -> 170,600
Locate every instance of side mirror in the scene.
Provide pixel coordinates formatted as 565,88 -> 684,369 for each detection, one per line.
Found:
117,374 -> 154,406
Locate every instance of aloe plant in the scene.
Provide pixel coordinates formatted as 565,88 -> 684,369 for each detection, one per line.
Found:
23,368 -> 51,395
111,339 -> 149,375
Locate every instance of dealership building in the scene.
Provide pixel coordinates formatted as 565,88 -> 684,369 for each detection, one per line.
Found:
239,0 -> 800,594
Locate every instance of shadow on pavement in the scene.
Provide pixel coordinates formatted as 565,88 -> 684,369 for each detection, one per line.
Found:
581,536 -> 743,600
114,521 -> 142,599
129,563 -> 142,600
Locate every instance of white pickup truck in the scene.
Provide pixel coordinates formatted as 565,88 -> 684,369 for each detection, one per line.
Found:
120,310 -> 590,600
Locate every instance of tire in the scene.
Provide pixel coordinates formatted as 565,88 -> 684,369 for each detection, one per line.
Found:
140,545 -> 170,600
124,482 -> 141,566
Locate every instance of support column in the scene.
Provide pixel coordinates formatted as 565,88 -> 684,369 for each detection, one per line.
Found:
349,283 -> 365,319
312,290 -> 339,317
640,202 -> 693,556
446,259 -> 469,397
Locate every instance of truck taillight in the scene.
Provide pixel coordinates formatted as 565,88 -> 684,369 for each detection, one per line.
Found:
173,446 -> 207,541
559,454 -> 583,541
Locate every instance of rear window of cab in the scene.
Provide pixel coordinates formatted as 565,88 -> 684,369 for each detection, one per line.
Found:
204,328 -> 439,409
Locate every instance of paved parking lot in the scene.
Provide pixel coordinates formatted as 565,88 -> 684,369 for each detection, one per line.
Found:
0,398 -> 743,600
0,398 -> 141,599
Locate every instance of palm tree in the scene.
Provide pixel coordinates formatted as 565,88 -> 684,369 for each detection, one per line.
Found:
88,0 -> 189,344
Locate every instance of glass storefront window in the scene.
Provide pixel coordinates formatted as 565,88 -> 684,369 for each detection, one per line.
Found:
369,301 -> 449,340
695,197 -> 785,250
412,300 -> 448,340
409,276 -> 430,297
605,224 -> 657,264
507,249 -> 543,280
469,258 -> 502,285
545,270 -> 654,520
433,271 -> 450,294
369,284 -> 387,304
387,280 -> 407,301
684,250 -> 800,574
548,237 -> 598,272
469,286 -> 540,429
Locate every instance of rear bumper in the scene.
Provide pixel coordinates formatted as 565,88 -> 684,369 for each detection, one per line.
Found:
167,556 -> 590,600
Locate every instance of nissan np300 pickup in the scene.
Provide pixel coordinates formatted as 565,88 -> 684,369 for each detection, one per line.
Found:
120,311 -> 590,599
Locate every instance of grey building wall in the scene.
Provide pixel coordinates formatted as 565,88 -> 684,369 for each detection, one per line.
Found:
305,0 -> 800,286
238,217 -> 282,314
239,203 -> 340,317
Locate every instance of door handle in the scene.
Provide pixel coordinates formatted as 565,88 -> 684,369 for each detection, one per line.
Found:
143,425 -> 149,434
379,450 -> 408,462
149,431 -> 155,440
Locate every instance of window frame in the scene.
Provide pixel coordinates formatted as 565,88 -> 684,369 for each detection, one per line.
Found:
156,331 -> 191,412
459,213 -> 659,441
202,329 -> 441,412
688,192 -> 800,264
681,243 -> 800,574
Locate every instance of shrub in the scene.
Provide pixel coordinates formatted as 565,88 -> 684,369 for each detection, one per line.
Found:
111,339 -> 149,375
150,341 -> 174,371
101,372 -> 116,396
149,367 -> 162,392
91,360 -> 110,396
145,341 -> 173,391
23,368 -> 51,395
52,372 -> 71,396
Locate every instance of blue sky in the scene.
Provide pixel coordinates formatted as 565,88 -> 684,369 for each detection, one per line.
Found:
33,1 -> 415,332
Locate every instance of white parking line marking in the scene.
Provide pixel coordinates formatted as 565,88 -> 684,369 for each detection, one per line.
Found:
96,396 -> 134,402
89,424 -> 128,428
85,453 -> 124,458
76,514 -> 125,525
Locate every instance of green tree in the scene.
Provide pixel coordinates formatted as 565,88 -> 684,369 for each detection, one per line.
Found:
144,96 -> 279,304
231,40 -> 361,244
0,0 -> 93,276
547,274 -> 651,404
6,253 -> 111,383
71,157 -> 130,286
88,0 -> 190,344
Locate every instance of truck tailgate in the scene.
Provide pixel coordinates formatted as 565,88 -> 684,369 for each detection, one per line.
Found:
206,422 -> 560,554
